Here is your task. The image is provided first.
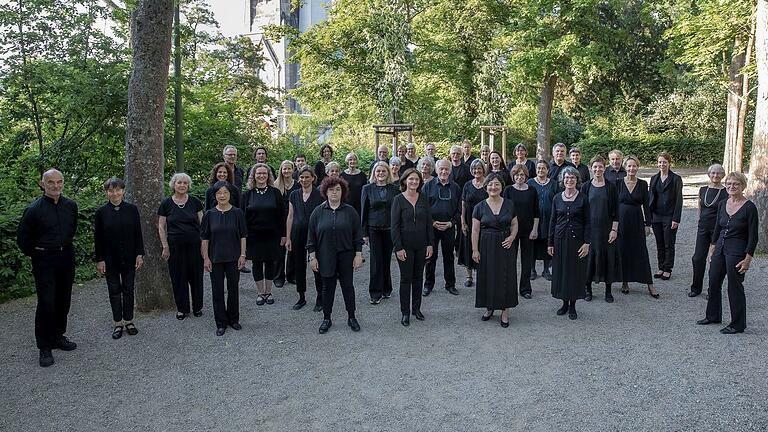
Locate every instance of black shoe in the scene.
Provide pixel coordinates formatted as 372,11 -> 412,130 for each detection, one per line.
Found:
230,322 -> 242,330
522,292 -> 532,299
193,310 -> 203,317
446,286 -> 459,296
240,267 -> 251,274
542,271 -> 552,281
293,299 -> 307,310
348,318 -> 361,332
500,317 -> 509,328
660,273 -> 671,280
216,327 -> 226,336
585,289 -> 593,302
529,270 -> 538,281
720,326 -> 744,334
313,304 -> 323,312
319,319 -> 332,334
286,278 -> 296,285
176,312 -> 187,320
274,279 -> 285,288
481,309 -> 494,321
256,295 -> 266,306
422,287 -> 433,296
55,336 -> 77,351
648,287 -> 660,299
265,293 -> 275,305
568,305 -> 577,320
382,292 -> 392,299
464,278 -> 473,287
557,303 -> 569,316
696,318 -> 722,325
688,291 -> 701,298
605,291 -> 614,303
653,271 -> 663,279
369,297 -> 382,305
125,323 -> 138,336
39,350 -> 54,367
413,310 -> 425,321
112,326 -> 124,340
401,315 -> 410,326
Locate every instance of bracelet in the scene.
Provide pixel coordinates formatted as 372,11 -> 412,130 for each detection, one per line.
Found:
240,254 -> 246,257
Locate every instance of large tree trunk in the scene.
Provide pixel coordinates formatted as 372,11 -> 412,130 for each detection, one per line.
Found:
125,0 -> 175,311
724,37 -> 747,173
536,74 -> 557,161
747,0 -> 768,253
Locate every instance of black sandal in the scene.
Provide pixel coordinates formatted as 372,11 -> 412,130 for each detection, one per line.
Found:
264,293 -> 275,305
125,323 -> 138,336
112,326 -> 123,340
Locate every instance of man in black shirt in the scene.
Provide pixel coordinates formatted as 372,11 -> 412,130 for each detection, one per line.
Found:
462,139 -> 476,167
370,145 -> 390,173
223,145 -> 251,273
253,146 -> 277,179
569,147 -> 591,183
17,169 -> 79,367
605,149 -> 627,184
448,145 -> 471,188
549,142 -> 574,181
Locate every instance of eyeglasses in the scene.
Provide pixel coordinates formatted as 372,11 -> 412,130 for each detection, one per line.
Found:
725,182 -> 742,188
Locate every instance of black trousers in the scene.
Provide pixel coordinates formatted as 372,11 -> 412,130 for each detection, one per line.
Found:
252,260 -> 276,282
705,252 -> 747,331
210,261 -> 240,328
425,226 -> 456,290
651,215 -> 678,272
321,251 -> 356,320
274,245 -> 295,283
397,248 -> 426,314
368,228 -> 393,300
32,248 -> 75,350
168,241 -> 204,314
105,265 -> 135,322
291,236 -> 323,305
690,227 -> 714,294
512,237 -> 533,295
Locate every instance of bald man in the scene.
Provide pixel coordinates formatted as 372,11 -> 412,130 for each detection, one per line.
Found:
17,169 -> 79,367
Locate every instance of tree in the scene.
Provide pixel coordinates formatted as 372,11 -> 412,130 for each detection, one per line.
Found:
125,0 -> 175,311
747,0 -> 768,253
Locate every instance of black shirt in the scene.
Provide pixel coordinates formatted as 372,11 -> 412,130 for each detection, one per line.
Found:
361,183 -> 400,235
549,192 -> 591,245
314,160 -> 328,186
422,179 -> 462,225
341,171 -> 367,216
205,182 -> 241,210
605,166 -> 626,184
231,164 -> 245,192
158,196 -> 204,244
711,200 -> 759,256
200,207 -> 247,263
449,162 -> 472,189
17,195 -> 79,256
94,201 -> 145,266
402,157 -> 419,172
548,160 -> 575,182
510,159 -> 536,180
697,186 -> 728,231
573,163 -> 591,183
649,171 -> 683,222
306,202 -> 363,278
503,186 -> 539,238
288,188 -> 324,242
242,186 -> 285,237
391,193 -> 434,251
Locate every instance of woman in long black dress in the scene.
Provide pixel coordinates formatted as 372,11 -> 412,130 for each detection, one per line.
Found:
285,166 -> 325,311
617,156 -> 659,298
548,167 -> 590,320
581,155 -> 621,303
472,172 -> 518,327
274,160 -> 300,288
314,144 -> 334,186
460,159 -> 487,287
689,164 -> 727,297
341,152 -> 367,216
504,164 -> 539,299
528,160 -> 559,281
205,163 -> 240,210
243,163 -> 285,306
649,152 -> 683,280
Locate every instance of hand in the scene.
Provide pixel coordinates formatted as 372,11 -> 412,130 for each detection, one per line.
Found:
280,236 -> 287,246
204,258 -> 212,273
529,230 -> 538,240
547,246 -> 554,257
425,246 -> 433,259
608,230 -> 617,243
644,226 -> 651,236
461,223 -> 467,235
472,250 -> 480,264
363,237 -> 369,246
310,257 -> 319,272
577,244 -> 590,258
671,221 -> 679,230
96,261 -> 106,274
238,256 -> 246,269
736,256 -> 752,274
501,236 -> 513,249
285,239 -> 292,252
161,246 -> 170,260
135,256 -> 144,270
707,253 -> 713,264
396,249 -> 407,261
353,255 -> 363,270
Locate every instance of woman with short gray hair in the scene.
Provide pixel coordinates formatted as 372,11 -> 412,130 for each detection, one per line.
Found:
689,163 -> 728,297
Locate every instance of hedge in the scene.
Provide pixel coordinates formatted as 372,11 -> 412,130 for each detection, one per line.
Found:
573,135 -> 724,166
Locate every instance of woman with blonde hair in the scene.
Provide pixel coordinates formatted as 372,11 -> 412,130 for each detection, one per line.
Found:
341,152 -> 367,216
273,160 -> 300,288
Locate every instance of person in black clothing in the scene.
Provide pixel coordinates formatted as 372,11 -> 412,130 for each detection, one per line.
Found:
689,164 -> 728,297
605,149 -> 627,184
205,162 -> 240,210
243,163 -> 285,306
403,143 -> 420,171
307,176 -> 364,334
158,173 -> 205,320
504,164 -> 539,299
462,139 -> 476,167
548,167 -> 590,320
549,143 -> 574,181
460,159 -> 488,287
697,172 -> 759,334
253,146 -> 277,179
274,160 -> 300,288
17,168 -> 79,367
94,178 -> 145,340
480,144 -> 491,165
201,181 -> 248,337
488,151 -> 513,187
223,145 -> 250,274
649,152 -> 683,280
369,145 -> 390,173
286,166 -> 325,311
392,169 -> 434,326
314,144 -> 334,186
569,147 -> 591,183
361,162 -> 400,304
448,145 -> 471,189
511,144 -> 536,180
389,157 -> 402,184
422,159 -> 462,296
292,153 -> 307,181
341,152 -> 367,216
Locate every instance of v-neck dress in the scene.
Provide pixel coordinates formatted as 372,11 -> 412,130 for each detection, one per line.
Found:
473,199 -> 518,309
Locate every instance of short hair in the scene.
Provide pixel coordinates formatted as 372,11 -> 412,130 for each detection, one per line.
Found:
406,143 -> 416,149
212,180 -> 231,194
514,143 -> 527,153
369,161 -> 392,183
608,149 -> 624,159
295,153 -> 306,161
559,166 -> 582,189
398,168 -> 423,192
247,163 -> 275,189
589,155 -> 606,167
345,152 -> 357,163
253,146 -> 268,158
552,142 -> 567,153
484,172 -> 507,189
296,165 -> 316,180
325,161 -> 341,175
389,156 -> 402,166
319,144 -> 334,157
725,171 -> 748,188
103,177 -> 126,191
657,151 -> 672,164
417,157 -> 434,171
42,168 -> 63,181
462,139 -> 472,147
708,164 -> 725,175
480,144 -> 490,152
569,147 -> 581,155
169,172 -> 192,191
435,158 -> 452,172
377,145 -> 389,153
222,145 -> 237,155
208,162 -> 234,185
509,163 -> 529,179
470,158 -> 487,174
449,145 -> 462,154
536,159 -> 549,170
397,145 -> 406,152
623,155 -> 641,168
319,175 -> 349,200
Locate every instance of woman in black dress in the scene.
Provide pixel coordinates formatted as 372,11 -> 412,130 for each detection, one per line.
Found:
488,151 -> 513,187
548,167 -> 590,320
697,172 -> 759,334
313,144 -> 334,186
308,177 -> 364,334
460,159 -> 487,287
94,178 -> 145,339
689,164 -> 727,297
528,160 -> 559,281
617,156 -> 659,298
472,172 -> 518,327
243,163 -> 285,306
512,144 -> 536,180
201,181 -> 247,336
273,160 -> 300,288
341,152 -> 367,216
504,164 -> 539,299
392,168 -> 434,326
418,157 -> 435,185
205,163 -> 240,210
649,152 -> 683,280
285,166 -> 325,311
158,173 -> 205,320
581,155 -> 621,303
361,161 -> 400,304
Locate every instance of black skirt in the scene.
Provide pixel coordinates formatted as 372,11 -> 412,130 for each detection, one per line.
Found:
550,236 -> 588,301
475,229 -> 518,309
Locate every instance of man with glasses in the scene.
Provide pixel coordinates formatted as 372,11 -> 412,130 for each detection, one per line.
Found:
403,143 -> 420,171
424,143 -> 437,159
223,145 -> 251,273
448,145 -> 471,189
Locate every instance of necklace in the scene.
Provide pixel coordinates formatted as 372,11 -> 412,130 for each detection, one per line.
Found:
255,186 -> 268,195
703,187 -> 723,207
173,196 -> 187,208
564,190 -> 577,199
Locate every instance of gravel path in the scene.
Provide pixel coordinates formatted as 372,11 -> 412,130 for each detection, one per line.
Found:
1,169 -> 766,431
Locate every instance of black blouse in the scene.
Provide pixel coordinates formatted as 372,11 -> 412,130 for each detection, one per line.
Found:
288,188 -> 324,235
449,162 -> 472,189
604,166 -> 626,184
423,180 -> 462,225
548,160 -> 574,181
306,202 -> 363,278
580,181 -> 618,223
242,186 -> 285,237
503,186 -> 539,237
341,171 -> 368,215
548,192 -> 591,246
391,193 -> 435,251
157,196 -> 203,244
94,201 -> 145,266
573,163 -> 591,183
360,182 -> 400,235
200,207 -> 247,263
711,200 -> 759,256
697,186 -> 728,231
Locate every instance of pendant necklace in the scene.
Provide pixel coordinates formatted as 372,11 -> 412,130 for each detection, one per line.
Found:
255,187 -> 268,195
703,187 -> 722,208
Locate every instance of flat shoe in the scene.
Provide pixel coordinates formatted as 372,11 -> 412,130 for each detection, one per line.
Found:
216,327 -> 226,336
319,319 -> 332,334
464,279 -> 473,287
125,323 -> 138,336
39,350 -> 54,368
256,295 -> 266,306
193,310 -> 203,317
274,280 -> 285,288
720,326 -> 744,334
696,318 -> 721,325
660,272 -> 671,281
293,300 -> 307,310
413,311 -> 425,321
265,293 -> 275,305
605,293 -> 614,303
621,286 -> 630,294
653,272 -> 663,279
556,305 -> 568,316
688,291 -> 701,297
481,310 -> 494,321
348,318 -> 361,332
112,326 -> 123,340
230,322 -> 242,330
313,304 -> 323,312
522,293 -> 532,299
401,315 -> 410,327
446,287 -> 459,296
176,312 -> 187,320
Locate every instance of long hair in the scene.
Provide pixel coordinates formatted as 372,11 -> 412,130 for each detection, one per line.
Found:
247,163 -> 275,190
274,160 -> 296,194
208,162 -> 234,186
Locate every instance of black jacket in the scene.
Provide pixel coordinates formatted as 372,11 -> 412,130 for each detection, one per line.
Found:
649,171 -> 683,223
360,182 -> 400,236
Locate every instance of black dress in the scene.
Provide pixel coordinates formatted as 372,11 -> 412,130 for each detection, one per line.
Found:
617,179 -> 653,284
341,171 -> 367,215
503,186 -> 539,293
459,181 -> 488,269
243,186 -> 285,262
582,181 -> 622,285
549,192 -> 590,301
473,199 -> 518,309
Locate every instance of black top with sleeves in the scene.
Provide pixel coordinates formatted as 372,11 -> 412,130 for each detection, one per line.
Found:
242,186 -> 285,237
503,186 -> 539,238
200,207 -> 247,263
94,201 -> 144,266
422,179 -> 462,225
604,166 -> 626,184
232,164 -> 245,192
548,192 -> 591,246
449,162 -> 472,189
548,160 -> 574,181
391,193 -> 435,252
314,160 -> 328,186
573,163 -> 591,183
649,171 -> 683,222
697,186 -> 728,231
17,195 -> 79,256
360,182 -> 400,236
306,202 -> 363,278
157,196 -> 203,244
341,171 -> 368,216
711,200 -> 759,256
580,181 -> 618,224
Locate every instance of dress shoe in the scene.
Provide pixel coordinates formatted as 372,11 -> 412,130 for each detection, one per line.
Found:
55,336 -> 77,351
648,287 -> 660,299
348,318 -> 361,332
216,327 -> 226,336
556,303 -> 569,316
265,293 -> 275,305
401,315 -> 410,327
274,279 -> 285,288
422,287 -> 433,296
382,292 -> 392,299
481,310 -> 493,321
720,326 -> 744,334
696,318 -> 721,325
293,299 -> 307,310
529,270 -> 538,281
464,278 -> 473,287
522,293 -> 532,299
585,289 -> 593,302
319,319 -> 332,334
39,350 -> 54,367
313,304 -> 323,312
230,322 -> 242,331
660,272 -> 671,280
176,312 -> 187,320
446,286 -> 459,296
688,291 -> 700,298
112,326 -> 123,340
413,310 -> 425,321
568,305 -> 577,320
369,297 -> 382,305
256,295 -> 266,306
653,271 -> 663,279
193,310 -> 203,317
286,278 -> 296,285
605,291 -> 614,303
125,323 -> 138,336
240,267 -> 251,273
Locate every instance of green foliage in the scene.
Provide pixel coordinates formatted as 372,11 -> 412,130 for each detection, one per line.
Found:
575,135 -> 724,166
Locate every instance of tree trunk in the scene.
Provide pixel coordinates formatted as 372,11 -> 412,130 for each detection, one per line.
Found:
724,37 -> 747,173
747,0 -> 768,253
125,0 -> 175,311
536,74 -> 557,161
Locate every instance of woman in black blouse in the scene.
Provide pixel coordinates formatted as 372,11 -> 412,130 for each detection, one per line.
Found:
460,159 -> 487,287
649,152 -> 683,280
689,164 -> 727,297
697,172 -> 759,334
158,173 -> 204,320
361,161 -> 400,304
488,151 -> 513,187
504,164 -> 539,299
548,167 -> 590,320
285,166 -> 325,311
243,163 -> 285,306
201,181 -> 247,336
274,160 -> 300,288
313,144 -> 334,186
341,152 -> 367,216
512,144 -> 536,180
391,168 -> 434,326
307,177 -> 364,334
205,163 -> 240,210
94,178 -> 145,339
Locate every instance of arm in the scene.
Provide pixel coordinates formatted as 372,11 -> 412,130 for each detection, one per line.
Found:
200,212 -> 211,272
351,208 -> 364,269
578,195 -> 591,258
285,202 -> 295,251
390,197 -> 404,252
461,201 -> 468,234
672,174 -> 683,225
158,216 -> 170,260
451,185 -> 461,227
94,209 -> 105,273
736,203 -> 759,273
471,217 -> 481,263
201,240 -> 211,272
133,206 -> 145,269
360,186 -> 370,239
16,206 -> 35,256
503,217 -> 518,249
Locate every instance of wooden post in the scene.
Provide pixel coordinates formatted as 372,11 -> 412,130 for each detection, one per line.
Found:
489,130 -> 495,152
501,129 -> 507,163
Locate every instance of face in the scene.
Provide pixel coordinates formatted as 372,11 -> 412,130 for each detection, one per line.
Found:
295,157 -> 306,168
421,162 -> 432,176
255,149 -> 267,163
450,148 -> 461,163
570,152 -> 581,165
328,165 -> 340,177
106,186 -> 124,203
553,147 -> 565,162
563,173 -> 578,190
437,163 -> 450,180
298,171 -> 314,188
41,171 -> 64,198
472,164 -> 484,179
397,147 -> 405,158
516,147 -> 526,159
463,143 -> 471,156
216,166 -> 229,182
708,169 -> 724,185
490,153 -> 501,170
426,145 -> 435,156
281,163 -> 294,179
725,178 -> 744,196
625,160 -> 638,176
514,172 -> 527,185
321,147 -> 332,159
657,156 -> 670,171
481,147 -> 490,160
215,186 -> 230,204
375,165 -> 389,183
609,153 -> 622,169
347,156 -> 357,169
390,162 -> 400,174
486,178 -> 502,196
406,173 -> 421,191
254,167 -> 269,185
326,184 -> 342,202
591,162 -> 605,179
378,147 -> 388,160
224,149 -> 237,165
406,146 -> 416,157
173,178 -> 189,194
536,162 -> 548,178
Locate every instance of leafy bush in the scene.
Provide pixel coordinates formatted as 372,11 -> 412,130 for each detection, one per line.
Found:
574,135 -> 724,166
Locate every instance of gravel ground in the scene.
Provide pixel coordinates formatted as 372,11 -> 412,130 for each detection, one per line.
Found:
1,168 -> 766,431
